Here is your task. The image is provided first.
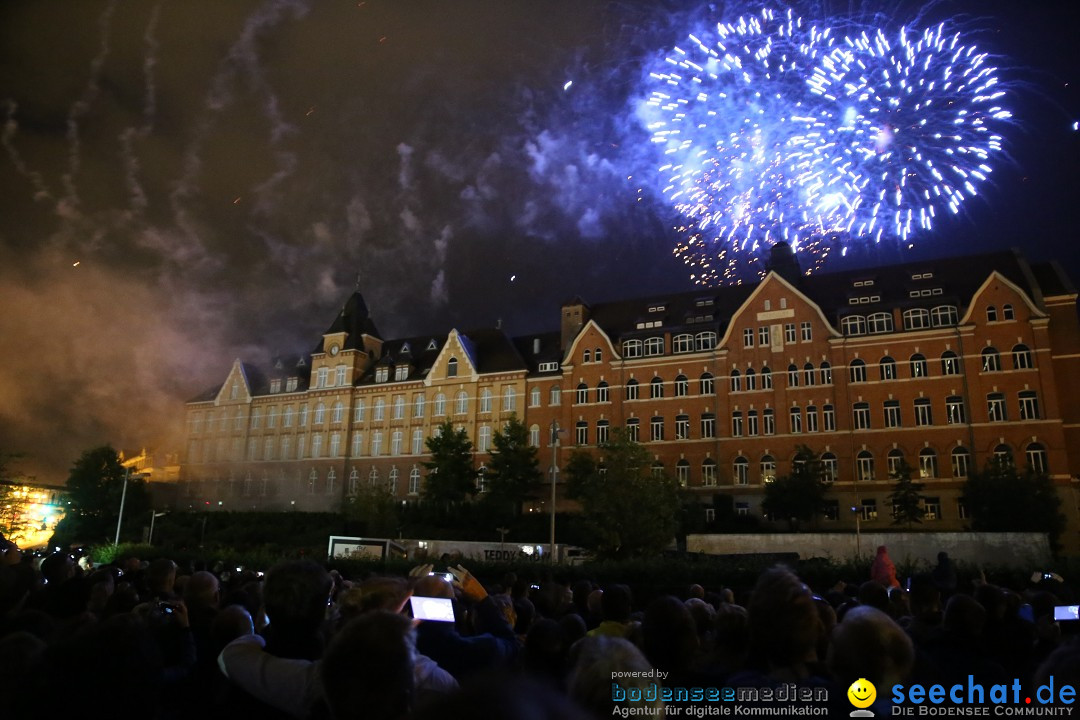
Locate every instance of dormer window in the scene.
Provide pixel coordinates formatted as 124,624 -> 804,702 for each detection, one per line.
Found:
394,365 -> 409,381
426,339 -> 439,351
375,367 -> 389,383
270,379 -> 281,393
286,377 -> 298,392
400,342 -> 411,355
447,357 -> 458,377
538,361 -> 559,372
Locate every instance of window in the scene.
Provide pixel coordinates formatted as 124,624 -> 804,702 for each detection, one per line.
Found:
958,500 -> 968,520
994,443 -> 1014,465
987,392 -> 1007,422
626,418 -> 640,442
529,387 -> 540,408
850,359 -> 867,383
412,429 -> 424,455
671,460 -> 690,487
650,377 -> 664,399
1019,391 -> 1040,420
702,459 -> 718,487
371,431 -> 382,456
951,447 -> 971,478
699,373 -> 715,395
805,405 -> 819,432
1012,344 -> 1033,370
903,308 -> 931,330
923,496 -> 941,521
675,414 -> 690,439
317,367 -> 329,388
480,389 -> 493,413
760,455 -> 777,483
853,402 -> 871,430
583,350 -> 591,364
390,430 -> 403,455
819,362 -> 832,385
883,400 -> 902,428
745,369 -> 757,391
299,405 -> 309,427
919,448 -> 938,478
368,467 -> 380,487
314,403 -> 326,425
787,364 -> 799,388
785,323 -> 797,343
856,451 -> 875,482
731,411 -> 743,437
311,434 -> 323,458
747,408 -> 764,436
861,498 -> 878,521
447,357 -> 458,377
575,422 -> 588,445
763,408 -> 776,435
625,380 -> 639,401
821,452 -> 838,482
789,406 -> 802,433
941,351 -> 960,375
374,399 -> 385,421
576,383 -> 589,404
644,337 -> 664,356
651,462 -> 665,478
1002,304 -> 1014,321
549,386 -> 561,406
758,326 -> 771,346
986,305 -> 998,322
887,449 -> 905,477
909,354 -> 928,378
394,365 -> 408,381
696,331 -> 718,351
945,396 -> 966,425
803,363 -> 816,386
597,420 -> 610,445
595,348 -> 603,363
700,413 -> 716,438
650,416 -> 664,442
673,333 -> 694,353
841,315 -> 866,336
1026,443 -> 1049,475
867,312 -> 893,334
434,393 -> 446,416
931,305 -> 959,327
391,397 -> 404,421
503,387 -> 516,412
914,398 -> 933,426
801,322 -> 812,341
597,381 -> 610,403
623,339 -> 642,358
730,370 -> 742,393
733,457 -> 749,485
336,366 -> 347,386
743,328 -> 754,348
981,347 -> 1001,372
761,367 -> 773,389
879,357 -> 896,381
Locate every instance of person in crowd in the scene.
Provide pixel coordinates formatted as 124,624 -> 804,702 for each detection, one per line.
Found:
871,545 -> 901,589
585,583 -> 635,639
932,551 -> 958,597
828,605 -> 915,716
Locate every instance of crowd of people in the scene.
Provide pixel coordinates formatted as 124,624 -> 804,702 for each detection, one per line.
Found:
0,539 -> 1077,719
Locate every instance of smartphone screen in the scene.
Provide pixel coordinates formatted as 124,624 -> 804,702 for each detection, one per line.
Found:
1053,605 -> 1079,621
409,595 -> 456,622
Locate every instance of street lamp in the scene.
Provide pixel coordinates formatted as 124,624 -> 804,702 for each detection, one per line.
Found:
148,510 -> 167,546
549,420 -> 564,561
114,467 -> 131,545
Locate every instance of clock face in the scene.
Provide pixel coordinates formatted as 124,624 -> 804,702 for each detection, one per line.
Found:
329,344 -> 339,356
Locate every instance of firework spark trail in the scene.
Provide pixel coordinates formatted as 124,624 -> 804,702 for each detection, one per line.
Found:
641,6 -> 1012,284
121,2 -> 163,217
1,101 -> 54,204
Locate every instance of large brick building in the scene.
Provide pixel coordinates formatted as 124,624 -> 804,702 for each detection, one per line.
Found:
179,247 -> 1080,549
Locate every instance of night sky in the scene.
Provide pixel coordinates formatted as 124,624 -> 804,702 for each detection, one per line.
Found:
1,0 -> 1077,484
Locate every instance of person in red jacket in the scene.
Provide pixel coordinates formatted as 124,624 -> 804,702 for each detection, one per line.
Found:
871,545 -> 901,589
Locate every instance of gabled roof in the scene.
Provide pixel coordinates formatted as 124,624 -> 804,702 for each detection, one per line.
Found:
323,291 -> 381,350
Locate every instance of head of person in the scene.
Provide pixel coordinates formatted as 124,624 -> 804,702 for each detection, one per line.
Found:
320,611 -> 416,720
567,636 -> 659,718
183,570 -> 220,612
829,605 -> 914,691
642,595 -> 699,673
600,584 -> 632,624
147,558 -> 178,595
747,566 -> 822,670
262,559 -> 332,656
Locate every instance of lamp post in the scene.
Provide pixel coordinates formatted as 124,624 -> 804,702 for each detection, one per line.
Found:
148,511 -> 167,546
114,467 -> 131,545
549,420 -> 563,561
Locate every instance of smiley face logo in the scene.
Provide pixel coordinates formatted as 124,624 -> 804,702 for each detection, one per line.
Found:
847,678 -> 877,709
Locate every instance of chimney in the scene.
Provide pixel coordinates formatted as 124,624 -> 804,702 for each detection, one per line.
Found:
533,338 -> 541,355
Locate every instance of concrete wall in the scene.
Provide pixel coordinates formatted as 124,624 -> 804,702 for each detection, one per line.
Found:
687,532 -> 1051,567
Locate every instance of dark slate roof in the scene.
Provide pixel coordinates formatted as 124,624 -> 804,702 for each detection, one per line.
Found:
323,292 -> 381,351
511,332 -> 563,374
457,328 -> 526,373
581,284 -> 756,344
356,334 -> 443,385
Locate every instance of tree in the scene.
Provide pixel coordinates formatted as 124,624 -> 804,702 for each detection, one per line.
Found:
888,460 -> 925,527
482,415 -> 542,520
761,445 -> 828,531
343,480 -> 400,538
0,451 -> 29,543
963,456 -> 1066,551
565,428 -> 681,558
421,420 -> 477,506
51,445 -> 150,548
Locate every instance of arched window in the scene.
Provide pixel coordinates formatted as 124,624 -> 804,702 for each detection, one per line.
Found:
931,305 -> 959,327
597,381 -> 610,403
850,358 -> 867,383
819,362 -> 832,385
331,402 -> 344,424
1026,442 -> 1049,475
433,393 -> 446,416
909,353 -> 928,378
447,357 -> 458,377
595,348 -> 603,363
941,350 -> 960,375
903,308 -> 930,330
696,331 -> 718,351
986,305 -> 998,323
650,377 -> 664,398
625,379 -> 639,401
745,368 -> 757,391
730,369 -> 741,393
1002,304 -> 1014,321
856,450 -> 875,482
623,339 -> 642,358
1012,344 -> 1032,370
879,357 -> 897,381
760,454 -> 776,484
673,375 -> 688,397
480,388 -> 493,413
673,334 -> 694,353
644,336 -> 664,356
676,459 -> 691,487
867,312 -> 894,334
701,458 -> 718,486
583,350 -> 591,363
841,315 -> 866,336
576,383 -> 589,404
820,452 -> 838,483
699,373 -> 714,395
314,403 -> 326,424
787,364 -> 799,387
803,363 -> 816,386
733,456 -> 749,485
993,443 -> 1013,466
455,391 -> 468,415
981,347 -> 1001,372
887,449 -> 905,477
761,367 -> 773,389
951,447 -> 971,478
918,448 -> 938,478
